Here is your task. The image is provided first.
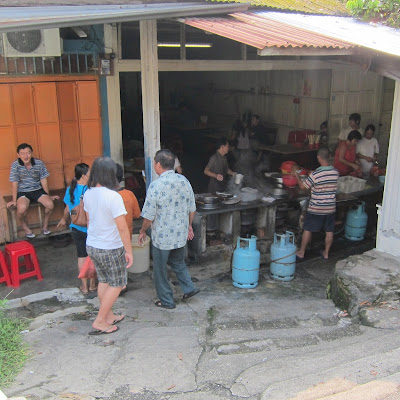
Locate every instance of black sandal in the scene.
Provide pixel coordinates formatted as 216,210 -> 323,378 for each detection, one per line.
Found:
182,288 -> 200,301
155,300 -> 176,309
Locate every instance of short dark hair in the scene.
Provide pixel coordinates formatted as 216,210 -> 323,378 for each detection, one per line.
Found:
154,149 -> 175,170
116,163 -> 124,183
364,124 -> 376,133
17,143 -> 33,153
317,147 -> 330,161
216,137 -> 228,150
347,130 -> 362,142
349,113 -> 361,125
88,157 -> 118,190
320,121 -> 328,130
252,114 -> 260,121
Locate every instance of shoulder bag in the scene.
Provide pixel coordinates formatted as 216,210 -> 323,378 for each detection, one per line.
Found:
70,186 -> 87,227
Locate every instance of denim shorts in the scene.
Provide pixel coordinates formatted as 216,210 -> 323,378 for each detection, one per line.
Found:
303,212 -> 335,233
86,245 -> 127,287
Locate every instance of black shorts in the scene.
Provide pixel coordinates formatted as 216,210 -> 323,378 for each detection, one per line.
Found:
303,212 -> 335,233
71,228 -> 88,258
17,188 -> 48,202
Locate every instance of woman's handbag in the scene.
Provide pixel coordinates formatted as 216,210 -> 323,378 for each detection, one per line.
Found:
70,186 -> 87,227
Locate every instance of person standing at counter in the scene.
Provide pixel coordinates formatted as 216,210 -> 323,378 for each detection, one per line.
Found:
333,130 -> 362,176
356,124 -> 379,179
338,113 -> 362,143
293,147 -> 339,261
204,138 -> 236,193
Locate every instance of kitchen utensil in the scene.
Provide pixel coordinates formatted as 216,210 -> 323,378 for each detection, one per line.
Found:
216,192 -> 234,200
223,195 -> 240,205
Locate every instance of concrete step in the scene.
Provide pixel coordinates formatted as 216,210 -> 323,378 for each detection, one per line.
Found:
288,378 -> 400,400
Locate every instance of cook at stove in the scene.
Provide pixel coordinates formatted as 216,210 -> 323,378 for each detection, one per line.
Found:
204,137 -> 236,193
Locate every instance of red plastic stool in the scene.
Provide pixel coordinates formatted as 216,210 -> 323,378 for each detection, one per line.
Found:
5,241 -> 43,288
0,251 -> 11,287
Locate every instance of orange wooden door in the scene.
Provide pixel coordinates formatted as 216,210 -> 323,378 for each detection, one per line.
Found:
0,84 -> 15,194
33,82 -> 64,189
76,81 -> 102,167
0,78 -> 102,196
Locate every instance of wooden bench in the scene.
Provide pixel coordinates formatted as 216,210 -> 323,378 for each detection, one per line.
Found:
3,188 -> 70,242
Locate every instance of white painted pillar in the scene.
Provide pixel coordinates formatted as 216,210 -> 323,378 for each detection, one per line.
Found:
104,23 -> 123,165
140,19 -> 161,184
376,79 -> 400,257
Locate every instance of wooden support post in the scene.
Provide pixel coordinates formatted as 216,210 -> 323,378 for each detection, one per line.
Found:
104,23 -> 123,166
140,19 -> 161,185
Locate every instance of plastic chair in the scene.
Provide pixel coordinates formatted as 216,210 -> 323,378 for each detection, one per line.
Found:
4,241 -> 43,288
0,251 -> 11,287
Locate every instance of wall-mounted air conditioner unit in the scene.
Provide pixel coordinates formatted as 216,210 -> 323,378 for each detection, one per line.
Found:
1,28 -> 62,57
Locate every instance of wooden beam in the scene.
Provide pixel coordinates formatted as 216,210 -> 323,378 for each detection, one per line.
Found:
140,19 -> 160,184
118,59 -> 360,72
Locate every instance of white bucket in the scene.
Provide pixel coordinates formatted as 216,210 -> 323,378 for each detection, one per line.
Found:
128,234 -> 150,273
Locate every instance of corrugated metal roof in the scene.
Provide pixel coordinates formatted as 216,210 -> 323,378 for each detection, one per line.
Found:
217,0 -> 348,16
259,12 -> 400,57
0,3 -> 249,33
183,14 -> 355,49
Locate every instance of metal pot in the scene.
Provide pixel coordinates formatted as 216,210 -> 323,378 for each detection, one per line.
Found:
196,193 -> 221,204
270,188 -> 288,199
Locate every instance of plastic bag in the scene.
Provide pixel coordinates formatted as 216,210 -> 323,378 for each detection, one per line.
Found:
78,257 -> 97,279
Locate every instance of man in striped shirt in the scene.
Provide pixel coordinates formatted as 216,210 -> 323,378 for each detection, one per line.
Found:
7,143 -> 59,238
293,147 -> 339,261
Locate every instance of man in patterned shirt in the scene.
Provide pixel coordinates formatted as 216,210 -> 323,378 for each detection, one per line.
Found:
7,143 -> 59,238
138,149 -> 200,309
292,147 -> 339,261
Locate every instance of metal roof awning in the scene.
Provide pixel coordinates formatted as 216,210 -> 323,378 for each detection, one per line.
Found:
182,11 -> 400,58
0,3 -> 249,33
183,14 -> 355,53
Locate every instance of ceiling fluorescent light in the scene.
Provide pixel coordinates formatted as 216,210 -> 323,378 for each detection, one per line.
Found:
157,42 -> 212,48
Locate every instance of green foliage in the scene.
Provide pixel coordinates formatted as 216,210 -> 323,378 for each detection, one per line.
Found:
0,298 -> 30,387
346,0 -> 400,28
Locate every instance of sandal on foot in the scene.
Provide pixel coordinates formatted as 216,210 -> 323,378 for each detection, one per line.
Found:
111,315 -> 125,325
182,288 -> 200,301
88,325 -> 119,336
320,250 -> 328,261
42,229 -> 51,235
79,287 -> 89,296
88,286 -> 98,293
155,300 -> 176,309
296,255 -> 305,263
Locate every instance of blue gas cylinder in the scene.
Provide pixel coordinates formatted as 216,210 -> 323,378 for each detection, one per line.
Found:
270,231 -> 296,281
232,236 -> 260,289
345,201 -> 368,241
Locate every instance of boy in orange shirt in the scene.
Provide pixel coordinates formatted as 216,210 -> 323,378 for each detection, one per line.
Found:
116,164 -> 141,237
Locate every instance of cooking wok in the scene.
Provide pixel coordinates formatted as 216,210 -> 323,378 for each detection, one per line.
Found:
216,191 -> 234,200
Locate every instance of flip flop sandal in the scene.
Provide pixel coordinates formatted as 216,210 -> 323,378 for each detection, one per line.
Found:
320,250 -> 328,261
182,288 -> 200,301
296,255 -> 305,263
155,300 -> 176,309
79,287 -> 89,296
112,315 -> 125,325
88,287 -> 98,293
88,325 -> 119,336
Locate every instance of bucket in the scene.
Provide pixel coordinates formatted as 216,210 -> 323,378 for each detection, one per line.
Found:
128,234 -> 150,273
